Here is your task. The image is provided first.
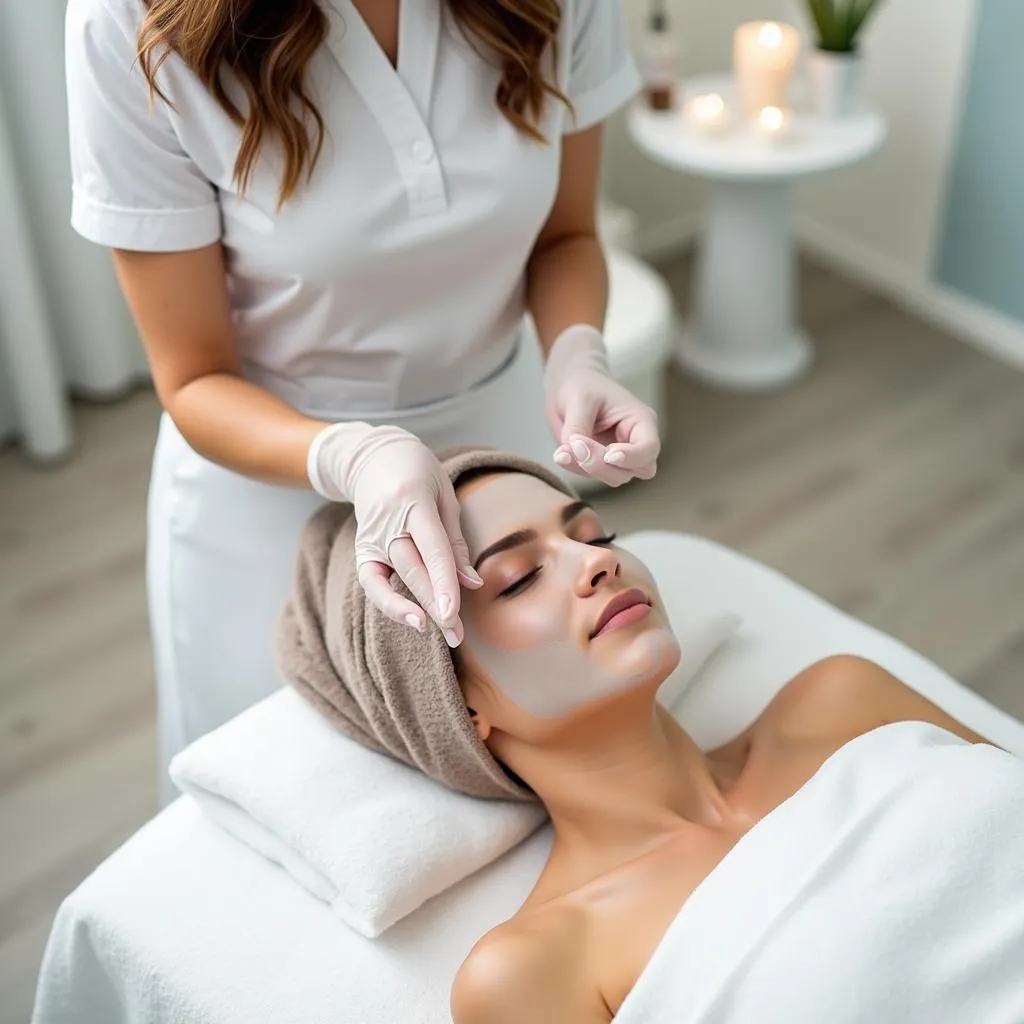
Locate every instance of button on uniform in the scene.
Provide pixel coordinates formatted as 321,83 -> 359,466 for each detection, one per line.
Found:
411,139 -> 435,164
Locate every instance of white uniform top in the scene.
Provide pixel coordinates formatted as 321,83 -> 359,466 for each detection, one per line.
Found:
65,0 -> 640,416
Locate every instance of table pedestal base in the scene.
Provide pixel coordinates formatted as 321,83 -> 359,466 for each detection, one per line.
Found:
677,179 -> 812,392
677,324 -> 812,391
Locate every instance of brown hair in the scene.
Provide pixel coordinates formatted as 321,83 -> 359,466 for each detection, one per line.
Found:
137,0 -> 569,207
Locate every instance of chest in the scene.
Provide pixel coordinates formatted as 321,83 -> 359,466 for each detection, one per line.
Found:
594,734 -> 849,1016
349,0 -> 399,67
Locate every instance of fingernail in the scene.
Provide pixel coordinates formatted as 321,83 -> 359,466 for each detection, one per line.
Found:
443,628 -> 461,648
604,450 -> 626,465
462,566 -> 484,586
554,450 -> 572,466
571,439 -> 590,463
438,594 -> 451,619
405,613 -> 425,631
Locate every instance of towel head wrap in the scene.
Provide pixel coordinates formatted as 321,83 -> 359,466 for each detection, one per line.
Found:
276,446 -> 576,802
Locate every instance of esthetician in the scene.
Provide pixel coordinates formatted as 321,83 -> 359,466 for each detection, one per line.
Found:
65,0 -> 659,800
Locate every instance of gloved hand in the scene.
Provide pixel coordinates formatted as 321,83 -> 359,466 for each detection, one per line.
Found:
543,324 -> 660,486
307,423 -> 482,646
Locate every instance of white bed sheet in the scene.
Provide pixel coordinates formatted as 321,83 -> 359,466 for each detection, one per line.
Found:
32,532 -> 1024,1024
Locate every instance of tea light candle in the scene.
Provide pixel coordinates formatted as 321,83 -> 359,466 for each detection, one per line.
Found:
684,92 -> 730,135
733,21 -> 801,117
755,105 -> 792,142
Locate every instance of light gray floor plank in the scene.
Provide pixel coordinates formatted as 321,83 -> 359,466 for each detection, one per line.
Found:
1,252 -> 1022,1022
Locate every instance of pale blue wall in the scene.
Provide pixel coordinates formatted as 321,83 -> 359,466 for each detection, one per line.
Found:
935,0 -> 1024,324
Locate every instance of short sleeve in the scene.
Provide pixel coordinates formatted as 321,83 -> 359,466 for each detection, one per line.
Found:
65,0 -> 221,251
562,0 -> 642,134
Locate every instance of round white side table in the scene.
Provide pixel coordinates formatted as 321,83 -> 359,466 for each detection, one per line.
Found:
628,74 -> 887,391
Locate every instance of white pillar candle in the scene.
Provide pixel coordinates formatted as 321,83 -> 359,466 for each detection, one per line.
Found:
683,92 -> 730,135
733,21 -> 801,117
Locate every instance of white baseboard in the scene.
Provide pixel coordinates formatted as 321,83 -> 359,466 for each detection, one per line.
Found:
795,217 -> 1024,372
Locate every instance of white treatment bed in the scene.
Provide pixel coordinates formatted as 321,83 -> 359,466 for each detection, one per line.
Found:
32,532 -> 1024,1024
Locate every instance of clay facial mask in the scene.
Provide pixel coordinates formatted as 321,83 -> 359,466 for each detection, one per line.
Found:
459,474 -> 678,719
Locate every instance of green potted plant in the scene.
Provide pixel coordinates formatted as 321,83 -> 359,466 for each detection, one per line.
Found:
803,0 -> 884,117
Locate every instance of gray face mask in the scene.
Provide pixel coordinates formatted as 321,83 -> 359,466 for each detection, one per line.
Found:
460,474 -> 680,719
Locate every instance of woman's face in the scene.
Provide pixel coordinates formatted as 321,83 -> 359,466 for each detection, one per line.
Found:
456,472 -> 680,721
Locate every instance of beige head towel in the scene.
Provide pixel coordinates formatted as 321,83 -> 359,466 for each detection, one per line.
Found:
276,446 -> 576,802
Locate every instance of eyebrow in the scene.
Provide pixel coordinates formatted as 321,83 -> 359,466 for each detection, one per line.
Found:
472,500 -> 594,572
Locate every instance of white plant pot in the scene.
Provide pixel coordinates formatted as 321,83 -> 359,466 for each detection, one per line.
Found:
808,49 -> 864,118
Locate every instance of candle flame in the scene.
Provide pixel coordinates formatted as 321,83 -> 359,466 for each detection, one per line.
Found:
758,22 -> 784,49
694,93 -> 725,120
759,106 -> 785,131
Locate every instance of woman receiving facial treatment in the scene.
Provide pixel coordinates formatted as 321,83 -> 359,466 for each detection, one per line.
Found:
65,0 -> 657,803
278,447 -> 1024,1023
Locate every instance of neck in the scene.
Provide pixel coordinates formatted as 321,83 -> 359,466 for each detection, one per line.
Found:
512,697 -> 728,854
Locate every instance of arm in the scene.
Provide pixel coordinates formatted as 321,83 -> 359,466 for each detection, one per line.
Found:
70,0 -> 468,628
113,242 -> 325,487
116,241 -> 474,632
451,921 -> 605,1024
527,124 -> 659,485
525,124 -> 607,355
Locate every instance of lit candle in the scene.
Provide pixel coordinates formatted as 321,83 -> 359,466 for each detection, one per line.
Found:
732,21 -> 801,118
683,92 -> 730,135
755,105 -> 792,142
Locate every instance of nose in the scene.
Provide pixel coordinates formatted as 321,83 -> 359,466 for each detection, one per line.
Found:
573,539 -> 621,595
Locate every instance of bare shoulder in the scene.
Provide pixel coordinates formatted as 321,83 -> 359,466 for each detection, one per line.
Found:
451,906 -> 603,1024
764,654 -> 993,747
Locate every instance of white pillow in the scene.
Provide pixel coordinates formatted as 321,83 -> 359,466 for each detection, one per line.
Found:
170,611 -> 740,938
171,692 -> 547,938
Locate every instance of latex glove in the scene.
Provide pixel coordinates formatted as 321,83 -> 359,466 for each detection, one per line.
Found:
543,324 -> 660,487
307,423 -> 482,645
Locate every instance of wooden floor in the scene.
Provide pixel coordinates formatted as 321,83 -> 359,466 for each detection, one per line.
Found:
2,254 -> 1023,1021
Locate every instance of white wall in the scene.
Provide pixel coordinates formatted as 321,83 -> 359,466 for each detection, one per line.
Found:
786,0 -> 979,277
606,0 -> 1024,367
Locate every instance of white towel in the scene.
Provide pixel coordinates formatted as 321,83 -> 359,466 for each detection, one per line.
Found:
615,721 -> 1024,1023
169,612 -> 740,939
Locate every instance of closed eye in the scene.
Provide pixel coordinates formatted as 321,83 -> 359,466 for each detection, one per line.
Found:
498,568 -> 540,598
496,534 -> 617,598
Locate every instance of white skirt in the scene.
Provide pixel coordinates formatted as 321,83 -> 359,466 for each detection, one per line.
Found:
147,337 -> 555,804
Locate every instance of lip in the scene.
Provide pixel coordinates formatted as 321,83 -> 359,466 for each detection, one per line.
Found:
590,588 -> 651,639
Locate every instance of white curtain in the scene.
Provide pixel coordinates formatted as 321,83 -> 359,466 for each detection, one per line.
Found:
0,1 -> 147,461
